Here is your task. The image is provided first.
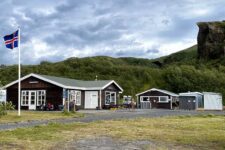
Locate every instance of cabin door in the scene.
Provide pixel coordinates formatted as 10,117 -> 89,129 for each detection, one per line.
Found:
29,91 -> 37,110
85,91 -> 98,109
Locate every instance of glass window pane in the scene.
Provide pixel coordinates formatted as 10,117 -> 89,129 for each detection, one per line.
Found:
76,91 -> 81,105
21,91 -> 29,106
111,93 -> 115,102
142,97 -> 149,101
160,97 -> 167,102
36,90 -> 46,106
105,94 -> 110,104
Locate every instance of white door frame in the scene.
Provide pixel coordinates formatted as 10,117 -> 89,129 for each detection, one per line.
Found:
29,91 -> 37,110
85,91 -> 98,109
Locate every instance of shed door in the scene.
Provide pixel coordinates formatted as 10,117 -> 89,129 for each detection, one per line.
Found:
85,91 -> 98,109
187,98 -> 196,110
179,96 -> 196,110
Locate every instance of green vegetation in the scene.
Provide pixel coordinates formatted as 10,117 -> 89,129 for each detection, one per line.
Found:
162,45 -> 198,65
0,111 -> 83,124
0,102 -> 14,116
1,45 -> 225,104
0,115 -> 224,149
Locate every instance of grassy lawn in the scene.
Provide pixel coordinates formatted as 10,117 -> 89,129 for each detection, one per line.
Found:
0,115 -> 224,149
0,111 -> 84,124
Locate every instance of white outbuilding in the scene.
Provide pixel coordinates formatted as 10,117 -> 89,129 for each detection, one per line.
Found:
179,92 -> 223,110
203,92 -> 223,110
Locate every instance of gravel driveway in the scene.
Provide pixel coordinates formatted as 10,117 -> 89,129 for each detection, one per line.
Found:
0,109 -> 224,131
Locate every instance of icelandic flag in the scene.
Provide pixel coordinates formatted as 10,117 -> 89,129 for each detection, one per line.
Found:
3,30 -> 19,49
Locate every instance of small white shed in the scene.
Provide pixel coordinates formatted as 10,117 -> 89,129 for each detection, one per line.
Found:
203,92 -> 223,110
0,90 -> 6,102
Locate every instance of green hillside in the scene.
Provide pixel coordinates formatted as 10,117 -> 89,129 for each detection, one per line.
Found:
163,45 -> 198,65
1,46 -> 225,104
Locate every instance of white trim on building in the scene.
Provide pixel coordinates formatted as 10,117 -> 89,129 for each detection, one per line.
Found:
136,88 -> 178,97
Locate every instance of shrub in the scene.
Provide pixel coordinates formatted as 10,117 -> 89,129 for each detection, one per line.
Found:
0,101 -> 15,116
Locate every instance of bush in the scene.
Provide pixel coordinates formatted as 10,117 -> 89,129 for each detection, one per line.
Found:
0,101 -> 15,116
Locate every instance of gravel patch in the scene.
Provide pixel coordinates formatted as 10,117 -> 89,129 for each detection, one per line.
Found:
54,136 -> 198,150
63,137 -> 152,150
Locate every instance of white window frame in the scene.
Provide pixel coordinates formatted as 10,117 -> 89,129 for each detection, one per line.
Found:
37,90 -> 46,106
21,91 -> 29,106
140,96 -> 150,102
76,91 -> 81,106
69,90 -> 81,106
158,96 -> 169,103
105,91 -> 116,105
140,96 -> 169,103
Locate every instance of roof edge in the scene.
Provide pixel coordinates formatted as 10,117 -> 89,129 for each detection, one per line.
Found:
102,80 -> 123,92
3,73 -> 67,89
136,88 -> 178,96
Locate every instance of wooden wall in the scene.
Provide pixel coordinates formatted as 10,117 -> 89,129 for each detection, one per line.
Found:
138,90 -> 172,109
6,77 -> 122,110
101,83 -> 121,109
6,76 -> 63,109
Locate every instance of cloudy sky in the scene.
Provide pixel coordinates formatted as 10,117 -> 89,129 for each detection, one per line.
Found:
0,0 -> 224,64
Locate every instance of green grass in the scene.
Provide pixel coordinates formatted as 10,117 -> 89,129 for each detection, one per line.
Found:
0,115 -> 224,149
0,111 -> 84,124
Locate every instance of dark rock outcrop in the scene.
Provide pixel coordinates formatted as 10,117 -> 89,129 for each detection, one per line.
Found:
197,21 -> 225,59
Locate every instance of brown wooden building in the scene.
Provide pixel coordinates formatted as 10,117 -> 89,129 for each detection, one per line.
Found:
136,88 -> 179,109
3,73 -> 123,110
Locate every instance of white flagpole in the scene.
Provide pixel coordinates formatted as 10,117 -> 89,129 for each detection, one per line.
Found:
18,27 -> 21,116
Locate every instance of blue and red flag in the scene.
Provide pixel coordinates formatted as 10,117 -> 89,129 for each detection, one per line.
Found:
3,30 -> 19,49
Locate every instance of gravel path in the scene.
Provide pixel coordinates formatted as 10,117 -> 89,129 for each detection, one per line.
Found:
56,136 -> 196,150
0,109 -> 224,131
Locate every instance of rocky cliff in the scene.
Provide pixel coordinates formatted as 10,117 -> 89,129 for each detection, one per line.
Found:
197,21 -> 225,59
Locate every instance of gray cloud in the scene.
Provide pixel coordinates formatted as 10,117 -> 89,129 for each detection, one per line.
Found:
0,0 -> 224,64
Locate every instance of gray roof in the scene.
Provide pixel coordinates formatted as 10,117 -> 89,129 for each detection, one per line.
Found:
3,73 -> 123,91
38,74 -> 113,88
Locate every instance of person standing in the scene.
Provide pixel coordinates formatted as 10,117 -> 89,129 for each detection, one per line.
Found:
131,98 -> 136,111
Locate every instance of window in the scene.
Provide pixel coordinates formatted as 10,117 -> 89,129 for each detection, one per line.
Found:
69,90 -> 81,106
141,97 -> 150,102
37,90 -> 46,106
159,96 -> 168,103
76,91 -> 81,105
111,93 -> 115,103
105,91 -> 116,105
21,91 -> 29,106
69,90 -> 76,102
105,92 -> 110,105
